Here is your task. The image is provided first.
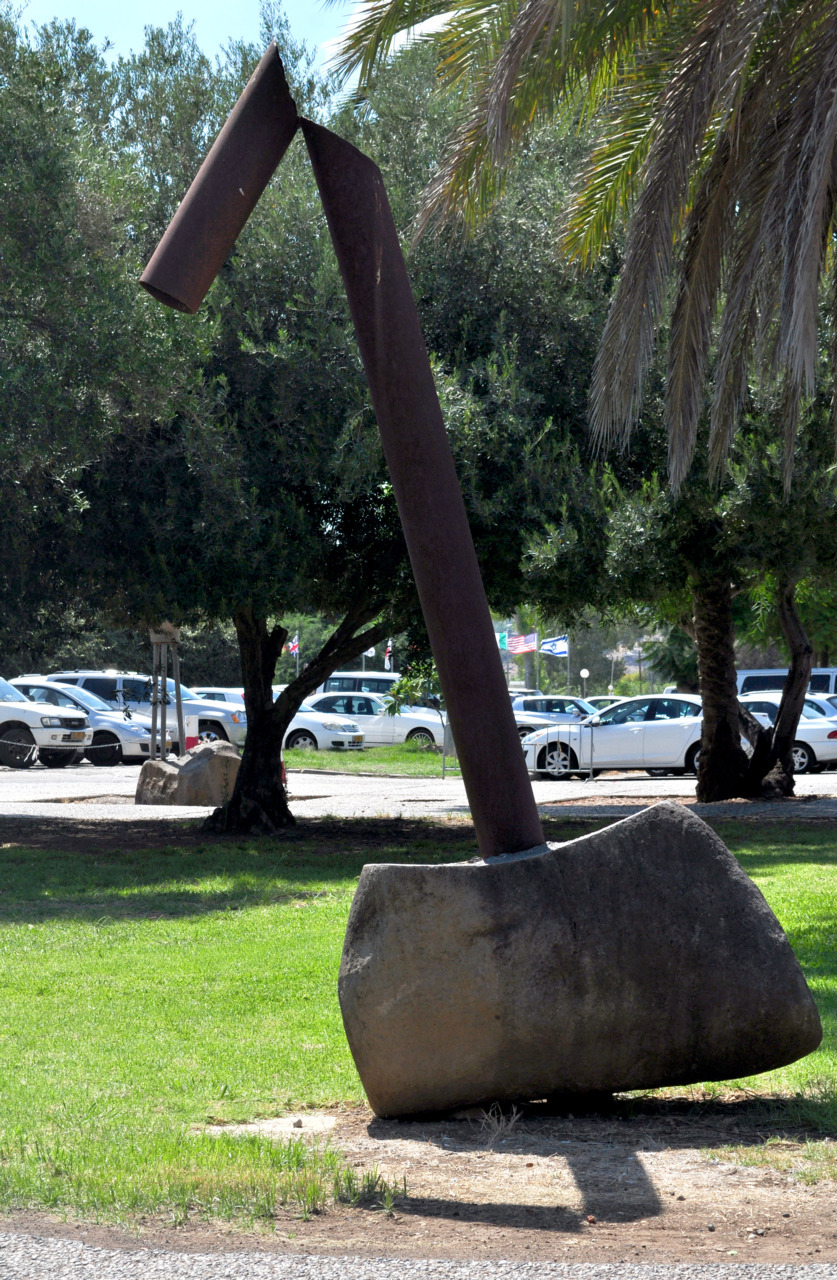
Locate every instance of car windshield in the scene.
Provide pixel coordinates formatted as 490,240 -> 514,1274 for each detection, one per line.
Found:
0,677 -> 26,703
164,679 -> 198,699
61,685 -> 114,713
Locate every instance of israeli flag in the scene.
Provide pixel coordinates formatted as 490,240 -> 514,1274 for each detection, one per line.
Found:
540,635 -> 568,657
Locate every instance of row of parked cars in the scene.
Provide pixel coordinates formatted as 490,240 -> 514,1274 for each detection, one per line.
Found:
0,668 -> 446,768
4,666 -> 833,777
521,690 -> 837,778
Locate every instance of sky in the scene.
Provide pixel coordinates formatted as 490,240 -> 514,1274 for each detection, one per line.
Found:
14,0 -> 353,66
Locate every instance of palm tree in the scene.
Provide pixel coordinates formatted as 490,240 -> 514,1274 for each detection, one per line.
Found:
336,0 -> 837,481
335,0 -> 837,799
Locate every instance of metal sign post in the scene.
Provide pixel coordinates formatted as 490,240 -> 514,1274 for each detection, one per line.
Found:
148,623 -> 185,758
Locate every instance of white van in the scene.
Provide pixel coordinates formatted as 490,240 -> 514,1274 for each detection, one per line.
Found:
315,670 -> 401,696
736,667 -> 837,696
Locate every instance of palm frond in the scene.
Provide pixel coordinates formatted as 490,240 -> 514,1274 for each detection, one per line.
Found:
776,29 -> 837,400
666,132 -> 735,490
327,0 -> 453,86
562,117 -> 654,266
590,0 -> 772,453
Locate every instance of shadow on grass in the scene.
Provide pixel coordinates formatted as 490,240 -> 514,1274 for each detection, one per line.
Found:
0,817 -> 483,922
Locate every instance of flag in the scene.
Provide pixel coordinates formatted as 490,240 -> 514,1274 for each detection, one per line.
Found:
496,631 -> 508,650
364,647 -> 376,658
289,633 -> 299,655
540,635 -> 568,657
508,632 -> 538,654
384,637 -> 393,670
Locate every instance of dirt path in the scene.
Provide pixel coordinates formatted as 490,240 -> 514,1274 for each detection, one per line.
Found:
6,1103 -> 834,1264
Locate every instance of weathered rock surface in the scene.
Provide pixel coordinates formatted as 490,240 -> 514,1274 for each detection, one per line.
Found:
338,801 -> 822,1116
135,741 -> 240,807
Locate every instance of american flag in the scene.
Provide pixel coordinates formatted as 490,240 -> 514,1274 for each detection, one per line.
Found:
508,632 -> 537,654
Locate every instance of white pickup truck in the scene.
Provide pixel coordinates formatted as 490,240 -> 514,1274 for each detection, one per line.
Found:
0,676 -> 92,769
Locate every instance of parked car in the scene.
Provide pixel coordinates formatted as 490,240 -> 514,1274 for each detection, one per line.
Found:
0,676 -> 92,769
523,694 -> 704,778
510,694 -> 598,723
284,703 -> 364,751
736,667 -> 837,695
315,670 -> 401,696
585,695 -> 621,710
739,692 -> 837,772
307,692 -> 442,745
40,671 -> 247,749
191,686 -> 245,704
12,679 -> 170,765
511,709 -> 564,740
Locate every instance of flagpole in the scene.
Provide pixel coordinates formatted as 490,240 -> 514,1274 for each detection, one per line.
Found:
566,638 -> 570,694
535,632 -> 540,692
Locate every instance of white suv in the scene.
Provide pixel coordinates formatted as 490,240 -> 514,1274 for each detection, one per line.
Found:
0,676 -> 92,768
42,671 -> 247,749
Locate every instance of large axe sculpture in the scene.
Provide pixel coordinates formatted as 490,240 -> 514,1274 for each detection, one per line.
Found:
141,45 -> 545,859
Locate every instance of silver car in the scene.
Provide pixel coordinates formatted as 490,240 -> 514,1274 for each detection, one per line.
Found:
42,670 -> 247,749
12,679 -> 171,765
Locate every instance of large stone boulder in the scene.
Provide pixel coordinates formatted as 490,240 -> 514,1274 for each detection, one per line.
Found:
135,741 -> 240,807
338,801 -> 822,1116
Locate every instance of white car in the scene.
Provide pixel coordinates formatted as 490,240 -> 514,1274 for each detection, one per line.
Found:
12,679 -> 171,765
307,692 -> 442,745
0,676 -> 92,769
284,703 -> 365,751
739,692 -> 837,773
191,686 -> 245,704
510,694 -> 599,723
523,694 -> 704,778
41,671 -> 247,749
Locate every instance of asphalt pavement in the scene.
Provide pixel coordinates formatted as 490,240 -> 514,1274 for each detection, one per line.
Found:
2,758 -> 837,824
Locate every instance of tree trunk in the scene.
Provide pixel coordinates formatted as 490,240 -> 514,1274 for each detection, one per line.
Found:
746,578 -> 812,798
203,607 -> 292,834
692,573 -> 751,801
204,603 -> 392,835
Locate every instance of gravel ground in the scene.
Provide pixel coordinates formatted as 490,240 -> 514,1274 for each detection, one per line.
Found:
0,1235 -> 835,1279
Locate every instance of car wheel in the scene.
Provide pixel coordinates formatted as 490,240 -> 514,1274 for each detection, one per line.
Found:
0,726 -> 37,769
685,743 -> 701,775
537,743 -> 577,778
199,721 -> 229,742
792,741 -> 815,774
88,731 -> 122,766
39,749 -> 76,768
286,730 -> 318,750
406,727 -> 436,746
645,768 -> 671,778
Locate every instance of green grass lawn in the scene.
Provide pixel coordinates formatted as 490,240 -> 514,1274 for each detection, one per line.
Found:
285,741 -> 459,776
0,817 -> 834,1223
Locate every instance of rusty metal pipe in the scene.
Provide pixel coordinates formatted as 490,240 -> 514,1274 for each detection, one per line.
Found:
140,43 -> 299,314
300,120 -> 544,857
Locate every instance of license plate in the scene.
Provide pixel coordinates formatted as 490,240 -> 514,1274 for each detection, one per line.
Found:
69,732 -> 85,741
352,735 -> 363,743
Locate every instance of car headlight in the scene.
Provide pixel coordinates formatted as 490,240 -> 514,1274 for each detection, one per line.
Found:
320,719 -> 347,732
230,711 -> 247,724
40,716 -> 63,727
